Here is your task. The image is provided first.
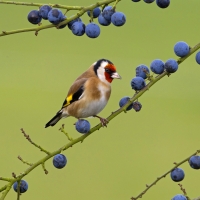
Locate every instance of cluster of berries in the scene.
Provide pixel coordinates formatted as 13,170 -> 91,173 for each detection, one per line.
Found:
130,40 -> 194,92
132,0 -> 170,9
130,58 -> 178,91
171,155 -> 200,200
119,97 -> 142,112
27,5 -> 126,38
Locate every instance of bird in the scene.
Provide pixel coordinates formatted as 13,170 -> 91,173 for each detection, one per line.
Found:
45,59 -> 121,128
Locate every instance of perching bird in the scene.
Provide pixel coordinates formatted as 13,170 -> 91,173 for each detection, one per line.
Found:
45,59 -> 121,128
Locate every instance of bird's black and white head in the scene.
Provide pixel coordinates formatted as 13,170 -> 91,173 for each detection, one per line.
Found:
93,59 -> 121,83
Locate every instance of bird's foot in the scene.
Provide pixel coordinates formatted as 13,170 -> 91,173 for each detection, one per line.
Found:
94,115 -> 109,127
100,118 -> 109,127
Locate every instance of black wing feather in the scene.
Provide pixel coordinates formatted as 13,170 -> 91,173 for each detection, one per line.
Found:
62,85 -> 84,108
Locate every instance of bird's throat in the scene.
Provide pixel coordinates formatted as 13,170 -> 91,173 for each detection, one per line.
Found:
104,72 -> 113,83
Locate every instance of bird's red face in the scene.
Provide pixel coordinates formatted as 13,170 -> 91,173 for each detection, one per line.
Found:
104,64 -> 121,83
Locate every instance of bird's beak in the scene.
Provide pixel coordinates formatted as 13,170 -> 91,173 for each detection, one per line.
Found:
111,72 -> 122,79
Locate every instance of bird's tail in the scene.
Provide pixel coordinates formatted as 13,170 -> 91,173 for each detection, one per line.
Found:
45,110 -> 64,128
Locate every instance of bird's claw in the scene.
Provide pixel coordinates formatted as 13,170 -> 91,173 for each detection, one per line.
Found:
100,118 -> 109,127
93,115 -> 109,127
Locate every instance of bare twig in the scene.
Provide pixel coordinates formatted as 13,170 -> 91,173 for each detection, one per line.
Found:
20,128 -> 50,155
18,156 -> 33,166
59,124 -> 73,141
42,163 -> 48,175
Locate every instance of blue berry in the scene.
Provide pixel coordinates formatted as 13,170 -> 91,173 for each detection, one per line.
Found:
68,17 -> 82,30
150,59 -> 165,74
48,9 -> 64,25
75,119 -> 90,133
189,155 -> 200,169
133,101 -> 142,112
174,41 -> 190,57
53,154 -> 67,169
58,15 -> 67,29
156,0 -> 170,8
102,6 -> 115,21
195,51 -> 200,64
132,0 -> 141,2
87,7 -> 101,18
98,14 -> 111,26
164,59 -> 178,73
136,65 -> 150,79
13,180 -> 28,193
131,77 -> 146,91
71,21 -> 85,36
111,12 -> 126,26
119,97 -> 133,111
85,23 -> 100,38
143,0 -> 155,3
27,10 -> 42,25
170,168 -> 185,182
171,194 -> 187,200
39,5 -> 52,20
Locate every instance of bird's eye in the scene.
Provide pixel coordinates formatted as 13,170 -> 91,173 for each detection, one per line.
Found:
105,68 -> 111,73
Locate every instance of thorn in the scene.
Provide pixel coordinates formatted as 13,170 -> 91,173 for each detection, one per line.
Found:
12,172 -> 16,178
173,162 -> 177,165
59,124 -> 65,130
2,31 -> 6,34
146,184 -> 149,187
64,9 -> 68,15
167,73 -> 171,77
35,31 -> 38,36
18,155 -> 22,160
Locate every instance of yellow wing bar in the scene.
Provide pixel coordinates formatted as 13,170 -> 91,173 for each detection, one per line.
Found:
62,94 -> 73,108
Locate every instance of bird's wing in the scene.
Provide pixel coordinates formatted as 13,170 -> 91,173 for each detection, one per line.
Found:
62,78 -> 87,108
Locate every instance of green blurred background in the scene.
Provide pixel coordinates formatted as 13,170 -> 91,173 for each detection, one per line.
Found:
0,0 -> 200,199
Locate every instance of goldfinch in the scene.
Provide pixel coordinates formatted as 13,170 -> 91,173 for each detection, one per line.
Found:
45,59 -> 121,128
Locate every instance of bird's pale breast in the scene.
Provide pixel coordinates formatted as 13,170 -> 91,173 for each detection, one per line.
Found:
66,81 -> 111,118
